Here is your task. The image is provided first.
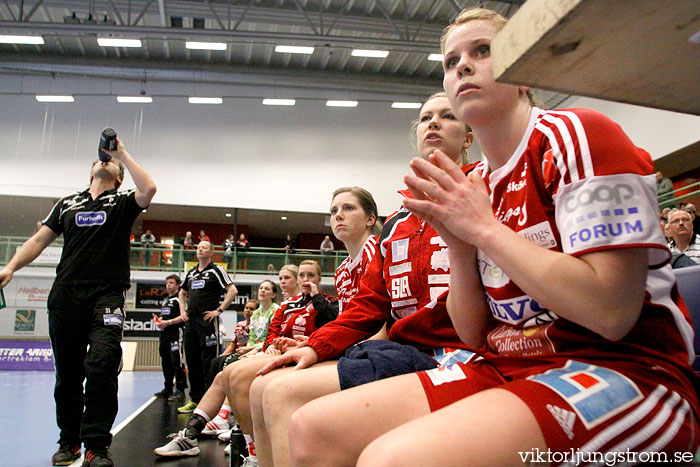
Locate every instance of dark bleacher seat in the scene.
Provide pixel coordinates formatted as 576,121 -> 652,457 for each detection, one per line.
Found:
673,264 -> 700,370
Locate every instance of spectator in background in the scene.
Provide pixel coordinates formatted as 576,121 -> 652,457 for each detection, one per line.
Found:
236,233 -> 250,270
319,235 -> 335,272
223,234 -> 234,271
684,203 -> 700,235
667,209 -> 700,264
284,234 -> 296,255
153,274 -> 188,401
198,230 -> 210,244
140,229 -> 156,267
656,170 -> 674,204
266,264 -> 276,273
183,231 -> 195,262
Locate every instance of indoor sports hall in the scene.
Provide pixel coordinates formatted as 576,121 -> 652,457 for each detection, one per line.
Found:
1,1 -> 699,466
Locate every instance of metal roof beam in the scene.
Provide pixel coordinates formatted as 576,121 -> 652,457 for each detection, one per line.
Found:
0,19 -> 439,52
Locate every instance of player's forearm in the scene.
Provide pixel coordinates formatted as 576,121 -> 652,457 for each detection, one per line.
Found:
5,230 -> 56,273
119,151 -> 156,205
219,285 -> 238,310
446,246 -> 489,348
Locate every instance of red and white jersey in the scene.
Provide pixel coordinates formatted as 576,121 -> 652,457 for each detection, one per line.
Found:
308,167 -> 479,362
477,107 -> 695,376
335,235 -> 378,314
263,293 -> 338,349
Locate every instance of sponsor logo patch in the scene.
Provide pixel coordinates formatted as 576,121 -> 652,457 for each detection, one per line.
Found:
103,314 -> 123,327
518,221 -> 557,249
546,404 -> 576,440
389,262 -> 412,276
430,249 -> 449,272
391,239 -> 409,262
428,274 -> 450,285
429,286 -> 448,302
161,307 -> 171,316
425,364 -> 467,386
191,280 -> 205,289
75,211 -> 107,227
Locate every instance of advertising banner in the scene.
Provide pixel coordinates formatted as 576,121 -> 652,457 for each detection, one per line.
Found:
14,277 -> 52,308
123,310 -> 161,338
0,340 -> 54,370
14,309 -> 36,334
135,282 -> 168,309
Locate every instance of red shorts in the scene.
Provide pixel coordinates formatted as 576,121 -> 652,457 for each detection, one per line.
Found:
417,357 -> 699,465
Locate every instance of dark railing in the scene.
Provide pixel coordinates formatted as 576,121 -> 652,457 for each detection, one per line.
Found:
0,237 -> 347,276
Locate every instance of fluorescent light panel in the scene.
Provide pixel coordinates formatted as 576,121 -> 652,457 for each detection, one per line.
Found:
36,95 -> 74,102
97,37 -> 142,47
186,41 -> 227,50
351,49 -> 389,58
262,98 -> 295,106
326,100 -> 358,108
0,35 -> 44,44
275,45 -> 314,54
428,53 -> 444,62
188,97 -> 223,104
117,96 -> 152,103
391,102 -> 422,109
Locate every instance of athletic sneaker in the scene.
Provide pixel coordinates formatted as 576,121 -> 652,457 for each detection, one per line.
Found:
177,400 -> 197,413
167,390 -> 185,402
201,414 -> 230,436
240,455 -> 258,467
153,430 -> 200,457
153,388 -> 172,398
82,448 -> 114,467
52,444 -> 80,466
218,423 -> 242,442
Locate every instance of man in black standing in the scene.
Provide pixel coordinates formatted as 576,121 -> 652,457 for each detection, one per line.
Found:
0,138 -> 156,467
153,274 -> 188,402
177,240 -> 238,413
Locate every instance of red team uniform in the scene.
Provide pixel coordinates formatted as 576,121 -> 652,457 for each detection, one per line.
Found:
308,178 -> 478,366
334,235 -> 378,314
418,108 -> 700,462
263,293 -> 338,350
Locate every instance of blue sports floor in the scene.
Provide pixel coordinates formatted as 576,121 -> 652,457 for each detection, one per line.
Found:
0,370 -> 161,467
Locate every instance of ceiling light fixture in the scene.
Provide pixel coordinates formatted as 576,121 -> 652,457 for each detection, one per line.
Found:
275,45 -> 314,54
117,96 -> 153,103
35,95 -> 74,102
326,100 -> 358,108
0,35 -> 44,44
262,99 -> 295,106
391,102 -> 422,109
428,53 -> 444,62
188,97 -> 223,104
97,38 -> 142,48
281,216 -> 288,220
351,49 -> 389,58
225,213 -> 232,217
186,41 -> 227,50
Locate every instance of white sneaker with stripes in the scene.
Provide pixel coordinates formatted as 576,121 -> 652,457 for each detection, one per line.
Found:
201,414 -> 230,436
153,430 -> 200,457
